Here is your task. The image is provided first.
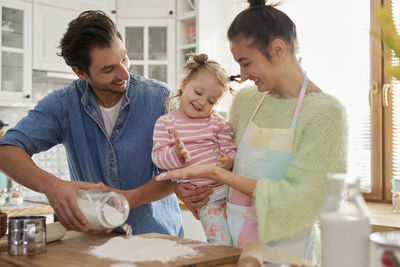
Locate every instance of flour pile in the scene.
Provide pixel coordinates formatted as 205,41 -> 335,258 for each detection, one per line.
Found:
90,236 -> 197,263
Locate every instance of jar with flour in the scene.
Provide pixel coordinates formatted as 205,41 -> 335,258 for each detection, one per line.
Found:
77,190 -> 129,230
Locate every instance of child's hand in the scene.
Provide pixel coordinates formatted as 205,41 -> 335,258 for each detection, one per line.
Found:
216,150 -> 234,170
173,130 -> 191,162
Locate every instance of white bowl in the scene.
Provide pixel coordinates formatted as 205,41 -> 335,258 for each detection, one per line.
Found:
9,197 -> 23,206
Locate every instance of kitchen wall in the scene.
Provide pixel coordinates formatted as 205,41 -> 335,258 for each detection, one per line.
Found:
0,76 -> 72,201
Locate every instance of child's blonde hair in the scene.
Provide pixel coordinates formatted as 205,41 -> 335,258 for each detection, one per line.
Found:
168,54 -> 231,111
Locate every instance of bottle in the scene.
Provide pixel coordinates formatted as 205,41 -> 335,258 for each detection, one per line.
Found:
320,174 -> 370,267
76,189 -> 129,230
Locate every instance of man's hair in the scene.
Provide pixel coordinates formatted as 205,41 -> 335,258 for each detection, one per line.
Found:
57,10 -> 122,75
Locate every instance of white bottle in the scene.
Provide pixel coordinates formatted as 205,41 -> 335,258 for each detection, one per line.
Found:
77,189 -> 129,230
320,174 -> 370,267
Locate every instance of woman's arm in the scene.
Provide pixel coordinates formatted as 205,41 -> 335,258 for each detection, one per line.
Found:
156,165 -> 257,198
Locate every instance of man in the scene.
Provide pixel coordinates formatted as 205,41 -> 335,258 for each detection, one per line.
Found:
0,10 -> 182,236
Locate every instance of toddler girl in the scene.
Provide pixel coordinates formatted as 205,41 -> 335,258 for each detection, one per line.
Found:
152,54 -> 236,245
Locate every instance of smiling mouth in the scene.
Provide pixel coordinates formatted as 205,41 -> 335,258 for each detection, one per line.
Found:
112,80 -> 126,86
191,103 -> 202,111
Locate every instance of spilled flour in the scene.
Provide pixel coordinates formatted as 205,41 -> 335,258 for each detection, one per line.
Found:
90,236 -> 197,263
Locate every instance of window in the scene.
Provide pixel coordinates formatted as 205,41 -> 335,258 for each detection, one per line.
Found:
278,0 -> 398,201
382,0 -> 400,201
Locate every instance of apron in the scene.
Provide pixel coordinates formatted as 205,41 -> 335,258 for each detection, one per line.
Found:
227,76 -> 314,260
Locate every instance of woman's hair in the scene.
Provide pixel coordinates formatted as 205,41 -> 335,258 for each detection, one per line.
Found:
57,10 -> 122,76
168,54 -> 231,111
227,0 -> 298,59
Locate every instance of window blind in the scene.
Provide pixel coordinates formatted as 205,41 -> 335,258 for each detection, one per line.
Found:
390,0 -> 400,183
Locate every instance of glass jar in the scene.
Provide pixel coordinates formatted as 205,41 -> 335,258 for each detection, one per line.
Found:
76,190 -> 129,230
9,187 -> 23,206
320,174 -> 370,267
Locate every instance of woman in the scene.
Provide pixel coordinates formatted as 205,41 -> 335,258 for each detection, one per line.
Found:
158,0 -> 347,260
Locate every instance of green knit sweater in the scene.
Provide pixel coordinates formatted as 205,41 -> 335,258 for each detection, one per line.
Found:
228,86 -> 347,243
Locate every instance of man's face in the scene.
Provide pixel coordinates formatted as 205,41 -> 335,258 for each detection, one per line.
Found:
85,36 -> 130,93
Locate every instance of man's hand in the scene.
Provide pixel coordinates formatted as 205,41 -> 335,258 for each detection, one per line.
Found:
44,179 -> 102,232
173,130 -> 190,162
216,150 -> 234,170
173,183 -> 212,220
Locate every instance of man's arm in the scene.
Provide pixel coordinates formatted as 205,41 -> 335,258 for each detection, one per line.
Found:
100,173 -> 175,209
0,145 -> 99,232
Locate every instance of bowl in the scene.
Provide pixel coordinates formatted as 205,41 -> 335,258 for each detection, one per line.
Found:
9,197 -> 23,206
370,231 -> 400,266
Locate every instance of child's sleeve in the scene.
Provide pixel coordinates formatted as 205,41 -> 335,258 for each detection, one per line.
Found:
216,116 -> 237,160
152,116 -> 186,170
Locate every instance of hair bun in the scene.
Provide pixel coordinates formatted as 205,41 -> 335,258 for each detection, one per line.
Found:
192,53 -> 208,65
248,0 -> 266,7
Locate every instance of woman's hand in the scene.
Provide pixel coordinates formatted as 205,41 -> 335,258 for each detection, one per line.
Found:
173,182 -> 212,220
156,164 -> 219,182
216,150 -> 234,170
173,130 -> 190,162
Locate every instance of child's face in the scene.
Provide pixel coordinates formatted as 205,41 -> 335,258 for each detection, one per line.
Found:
178,70 -> 225,119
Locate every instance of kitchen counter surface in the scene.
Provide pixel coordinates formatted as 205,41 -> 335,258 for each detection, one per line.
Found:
367,202 -> 400,232
0,201 -> 53,217
0,231 -> 241,266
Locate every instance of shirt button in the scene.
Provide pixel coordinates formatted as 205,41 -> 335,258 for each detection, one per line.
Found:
115,129 -> 119,134
111,137 -> 115,141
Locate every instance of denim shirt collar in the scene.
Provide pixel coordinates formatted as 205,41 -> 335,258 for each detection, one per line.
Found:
76,74 -> 137,135
77,74 -> 139,112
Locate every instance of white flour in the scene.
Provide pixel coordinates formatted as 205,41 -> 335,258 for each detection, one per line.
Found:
90,236 -> 197,263
78,199 -> 124,229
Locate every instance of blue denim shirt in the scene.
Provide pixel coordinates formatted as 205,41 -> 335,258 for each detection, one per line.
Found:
0,74 -> 183,236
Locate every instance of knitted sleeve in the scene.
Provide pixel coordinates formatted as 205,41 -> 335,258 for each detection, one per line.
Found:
151,115 -> 185,170
255,96 -> 348,243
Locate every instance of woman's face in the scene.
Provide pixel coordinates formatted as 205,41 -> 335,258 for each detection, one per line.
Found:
230,38 -> 278,92
178,70 -> 225,119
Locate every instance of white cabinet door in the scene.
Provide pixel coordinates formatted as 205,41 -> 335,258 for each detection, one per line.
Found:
34,0 -> 115,15
32,1 -> 116,74
118,18 -> 175,87
33,4 -> 81,73
0,0 -> 32,106
116,0 -> 175,18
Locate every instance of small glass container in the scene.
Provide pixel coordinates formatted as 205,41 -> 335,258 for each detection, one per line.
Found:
9,187 -> 23,206
76,190 -> 129,230
0,189 -> 8,206
392,178 -> 400,213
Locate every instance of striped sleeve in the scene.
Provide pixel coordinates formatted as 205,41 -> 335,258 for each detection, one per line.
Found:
151,115 -> 186,170
215,114 -> 237,159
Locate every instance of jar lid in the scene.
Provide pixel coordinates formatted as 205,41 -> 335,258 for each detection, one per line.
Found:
370,231 -> 400,249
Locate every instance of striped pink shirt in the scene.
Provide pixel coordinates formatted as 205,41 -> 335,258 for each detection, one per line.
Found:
152,111 -> 236,187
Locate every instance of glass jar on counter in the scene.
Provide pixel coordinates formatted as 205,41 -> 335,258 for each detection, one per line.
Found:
9,187 -> 23,206
76,189 -> 129,230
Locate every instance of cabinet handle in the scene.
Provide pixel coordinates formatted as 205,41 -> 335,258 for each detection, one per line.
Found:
169,10 -> 173,15
382,83 -> 392,108
369,81 -> 378,107
25,94 -> 30,99
111,10 -> 116,14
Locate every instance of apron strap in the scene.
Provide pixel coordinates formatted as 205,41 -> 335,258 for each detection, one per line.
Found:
249,93 -> 267,122
249,75 -> 308,127
290,75 -> 308,129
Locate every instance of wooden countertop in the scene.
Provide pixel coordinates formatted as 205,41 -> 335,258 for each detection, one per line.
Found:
1,203 -> 54,217
367,202 -> 400,232
0,231 -> 241,266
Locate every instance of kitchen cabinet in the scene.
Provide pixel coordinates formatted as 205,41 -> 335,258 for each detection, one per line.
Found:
0,0 -> 32,106
32,0 -> 116,74
116,0 -> 175,18
176,0 -> 238,112
117,6 -> 176,86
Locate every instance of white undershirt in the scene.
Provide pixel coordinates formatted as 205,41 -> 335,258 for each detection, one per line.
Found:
99,97 -> 124,138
